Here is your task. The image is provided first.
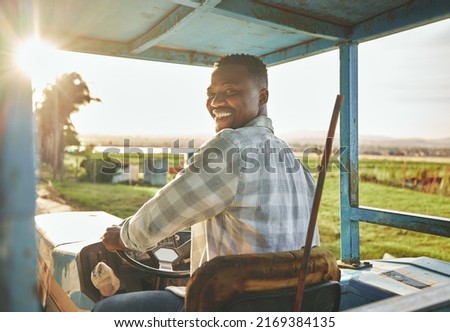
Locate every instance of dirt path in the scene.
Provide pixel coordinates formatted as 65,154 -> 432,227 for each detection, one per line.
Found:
35,182 -> 73,215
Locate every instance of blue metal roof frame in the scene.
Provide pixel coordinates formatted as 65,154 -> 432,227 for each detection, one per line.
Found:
1,0 -> 450,311
34,0 -> 450,66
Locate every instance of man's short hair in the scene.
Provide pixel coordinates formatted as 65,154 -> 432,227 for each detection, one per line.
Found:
214,54 -> 268,88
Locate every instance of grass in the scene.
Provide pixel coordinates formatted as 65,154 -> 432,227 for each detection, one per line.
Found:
51,181 -> 160,218
48,160 -> 450,262
359,181 -> 450,217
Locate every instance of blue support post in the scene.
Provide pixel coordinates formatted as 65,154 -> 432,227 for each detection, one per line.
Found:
0,0 -> 39,311
339,43 -> 361,265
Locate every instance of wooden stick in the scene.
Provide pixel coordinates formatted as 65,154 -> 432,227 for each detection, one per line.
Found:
294,94 -> 343,312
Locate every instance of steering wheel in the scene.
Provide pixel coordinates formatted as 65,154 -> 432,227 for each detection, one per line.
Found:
116,238 -> 191,278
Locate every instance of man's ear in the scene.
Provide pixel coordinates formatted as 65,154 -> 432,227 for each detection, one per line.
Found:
259,88 -> 269,105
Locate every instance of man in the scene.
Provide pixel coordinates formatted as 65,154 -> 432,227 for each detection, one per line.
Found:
93,54 -> 319,312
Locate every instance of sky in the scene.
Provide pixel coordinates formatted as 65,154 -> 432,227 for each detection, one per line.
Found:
26,18 -> 450,141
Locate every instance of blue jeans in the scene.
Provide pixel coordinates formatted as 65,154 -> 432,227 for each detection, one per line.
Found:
92,290 -> 185,312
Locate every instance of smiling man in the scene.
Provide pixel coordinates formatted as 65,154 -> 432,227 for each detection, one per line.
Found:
93,54 -> 319,312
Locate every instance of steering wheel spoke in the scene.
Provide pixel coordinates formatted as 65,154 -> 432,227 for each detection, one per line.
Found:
117,239 -> 191,278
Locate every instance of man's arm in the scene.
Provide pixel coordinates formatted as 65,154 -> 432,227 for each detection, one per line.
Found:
120,135 -> 240,252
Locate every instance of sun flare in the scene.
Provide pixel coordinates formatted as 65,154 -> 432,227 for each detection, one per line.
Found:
16,38 -> 57,77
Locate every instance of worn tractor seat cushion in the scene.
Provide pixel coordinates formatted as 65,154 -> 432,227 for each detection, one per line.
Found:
185,246 -> 341,311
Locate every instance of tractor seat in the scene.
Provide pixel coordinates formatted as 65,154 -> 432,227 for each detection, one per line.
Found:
185,246 -> 341,311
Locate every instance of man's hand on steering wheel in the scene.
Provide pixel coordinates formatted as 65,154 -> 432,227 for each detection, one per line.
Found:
101,224 -> 191,278
101,225 -> 128,252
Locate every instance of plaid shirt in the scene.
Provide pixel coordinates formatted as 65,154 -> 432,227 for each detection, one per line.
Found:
121,116 -> 319,274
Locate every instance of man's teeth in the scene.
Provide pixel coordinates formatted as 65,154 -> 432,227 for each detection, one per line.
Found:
213,110 -> 232,119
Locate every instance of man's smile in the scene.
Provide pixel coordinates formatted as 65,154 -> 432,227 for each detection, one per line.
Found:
212,109 -> 232,120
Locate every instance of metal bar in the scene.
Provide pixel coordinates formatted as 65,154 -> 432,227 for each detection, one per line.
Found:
130,0 -> 222,55
54,36 -> 219,67
0,0 -> 39,312
352,0 -> 450,43
170,0 -> 202,7
138,46 -> 219,67
261,38 -> 338,67
215,0 -> 350,41
346,282 -> 450,312
352,206 -> 450,238
51,35 -> 338,68
339,43 -> 360,264
130,5 -> 196,54
294,95 -> 343,312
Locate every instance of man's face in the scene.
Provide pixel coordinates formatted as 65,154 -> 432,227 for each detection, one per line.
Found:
206,64 -> 267,132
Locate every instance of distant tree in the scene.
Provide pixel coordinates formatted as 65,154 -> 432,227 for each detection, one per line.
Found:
36,72 -> 101,179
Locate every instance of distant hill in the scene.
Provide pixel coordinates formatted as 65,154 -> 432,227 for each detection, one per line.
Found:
358,136 -> 450,149
282,132 -> 450,148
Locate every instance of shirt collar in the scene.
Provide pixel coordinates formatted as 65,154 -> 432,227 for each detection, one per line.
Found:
244,115 -> 274,133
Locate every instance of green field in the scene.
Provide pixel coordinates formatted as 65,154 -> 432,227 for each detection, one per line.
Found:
44,154 -> 450,262
318,172 -> 449,262
359,156 -> 449,196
